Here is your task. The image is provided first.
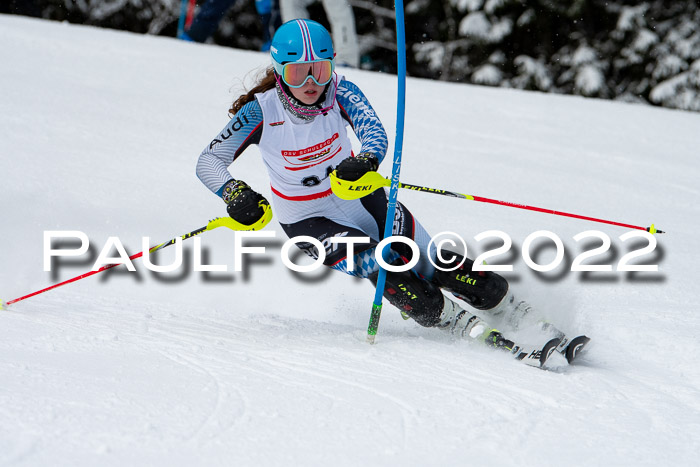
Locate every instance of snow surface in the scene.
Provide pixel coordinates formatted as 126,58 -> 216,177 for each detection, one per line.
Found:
2,14 -> 700,467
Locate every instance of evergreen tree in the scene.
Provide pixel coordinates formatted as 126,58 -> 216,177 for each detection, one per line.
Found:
8,0 -> 700,111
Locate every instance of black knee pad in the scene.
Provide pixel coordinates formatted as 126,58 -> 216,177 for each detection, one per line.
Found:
432,252 -> 508,310
369,269 -> 444,327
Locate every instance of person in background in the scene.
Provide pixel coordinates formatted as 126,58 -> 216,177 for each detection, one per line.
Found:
279,0 -> 360,67
182,0 -> 281,51
255,0 -> 282,51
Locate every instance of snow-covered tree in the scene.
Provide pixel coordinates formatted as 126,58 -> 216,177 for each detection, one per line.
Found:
7,0 -> 699,112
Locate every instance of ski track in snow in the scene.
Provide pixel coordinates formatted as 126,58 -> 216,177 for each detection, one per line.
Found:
2,13 -> 700,467
150,312 -> 420,449
4,293 -> 700,465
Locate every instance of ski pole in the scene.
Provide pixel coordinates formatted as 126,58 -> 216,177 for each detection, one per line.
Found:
366,0 -> 408,344
1,210 -> 272,309
329,171 -> 664,234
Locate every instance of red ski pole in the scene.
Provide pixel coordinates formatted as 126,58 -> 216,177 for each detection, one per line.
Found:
330,171 -> 664,234
2,212 -> 271,309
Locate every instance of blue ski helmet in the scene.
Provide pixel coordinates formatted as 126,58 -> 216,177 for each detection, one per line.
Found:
270,19 -> 335,76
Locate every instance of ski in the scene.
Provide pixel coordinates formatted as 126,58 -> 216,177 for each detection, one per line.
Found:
510,337 -> 561,369
540,323 -> 591,364
561,335 -> 591,364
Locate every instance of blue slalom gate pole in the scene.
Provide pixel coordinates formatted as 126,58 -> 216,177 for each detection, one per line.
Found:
366,0 -> 407,344
177,0 -> 188,39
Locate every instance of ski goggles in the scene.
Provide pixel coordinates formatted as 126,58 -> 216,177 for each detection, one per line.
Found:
279,59 -> 335,88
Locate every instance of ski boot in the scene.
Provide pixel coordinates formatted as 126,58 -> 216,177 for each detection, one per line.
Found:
437,297 -> 513,351
484,329 -> 515,351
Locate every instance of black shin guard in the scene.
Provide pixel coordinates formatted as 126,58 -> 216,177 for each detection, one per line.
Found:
432,252 -> 508,311
369,269 -> 444,327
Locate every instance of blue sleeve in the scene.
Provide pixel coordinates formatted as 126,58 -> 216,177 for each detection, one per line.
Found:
195,100 -> 264,197
336,79 -> 389,163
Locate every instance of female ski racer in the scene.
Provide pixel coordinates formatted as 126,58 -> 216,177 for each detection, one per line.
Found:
196,19 -> 584,361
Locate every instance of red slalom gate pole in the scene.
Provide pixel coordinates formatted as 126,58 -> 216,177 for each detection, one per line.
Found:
185,0 -> 196,29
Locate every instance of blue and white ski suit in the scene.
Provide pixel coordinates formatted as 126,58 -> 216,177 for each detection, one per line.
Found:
196,75 -> 436,278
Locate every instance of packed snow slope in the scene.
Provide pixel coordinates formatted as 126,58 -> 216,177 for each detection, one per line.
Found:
2,14 -> 700,467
